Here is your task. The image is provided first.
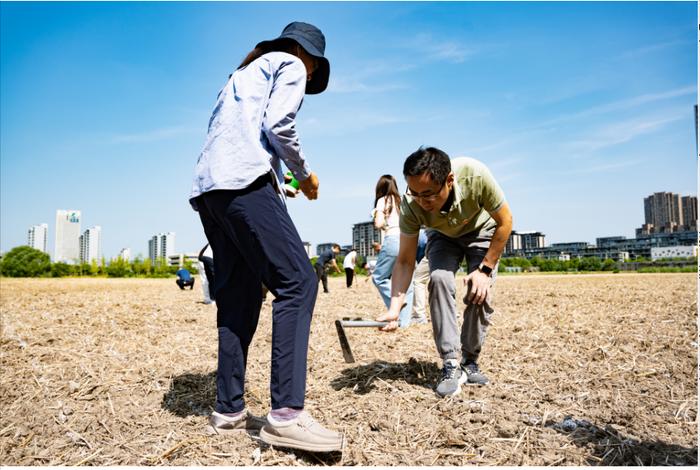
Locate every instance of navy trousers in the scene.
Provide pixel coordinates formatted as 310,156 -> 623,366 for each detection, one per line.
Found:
196,175 -> 318,413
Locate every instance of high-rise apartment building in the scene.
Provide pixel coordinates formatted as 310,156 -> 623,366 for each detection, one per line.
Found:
148,232 -> 175,263
640,192 -> 697,234
54,210 -> 81,263
79,226 -> 102,264
352,221 -> 382,259
27,223 -> 48,253
681,196 -> 697,230
643,192 -> 682,232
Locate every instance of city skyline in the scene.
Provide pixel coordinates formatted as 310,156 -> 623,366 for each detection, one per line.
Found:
18,187 -> 697,262
1,2 -> 697,259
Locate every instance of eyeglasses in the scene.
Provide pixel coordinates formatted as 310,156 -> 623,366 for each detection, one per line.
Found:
405,186 -> 443,202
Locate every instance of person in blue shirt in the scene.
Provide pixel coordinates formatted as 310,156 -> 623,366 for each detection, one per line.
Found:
315,244 -> 342,293
188,22 -> 343,452
175,267 -> 195,290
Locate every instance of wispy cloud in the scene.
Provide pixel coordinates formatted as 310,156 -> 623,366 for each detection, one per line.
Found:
560,159 -> 643,176
411,33 -> 476,64
619,39 -> 687,59
327,62 -> 415,94
487,157 -> 525,171
460,140 -> 512,155
529,85 -> 695,131
111,126 -> 198,144
298,111 -> 415,135
328,77 -> 409,94
576,86 -> 695,117
568,112 -> 685,152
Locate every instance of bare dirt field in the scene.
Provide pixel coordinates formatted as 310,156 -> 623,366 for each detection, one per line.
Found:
1,273 -> 697,466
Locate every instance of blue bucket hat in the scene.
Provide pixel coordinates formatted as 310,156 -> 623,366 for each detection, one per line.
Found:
256,21 -> 330,95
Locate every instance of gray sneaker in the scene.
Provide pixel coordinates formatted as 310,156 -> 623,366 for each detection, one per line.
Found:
462,361 -> 490,385
435,359 -> 467,397
259,411 -> 345,452
205,410 -> 267,435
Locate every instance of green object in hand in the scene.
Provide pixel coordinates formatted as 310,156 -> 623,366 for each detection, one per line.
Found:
286,171 -> 300,190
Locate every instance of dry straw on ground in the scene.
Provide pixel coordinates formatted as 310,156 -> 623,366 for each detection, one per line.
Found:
1,273 -> 697,465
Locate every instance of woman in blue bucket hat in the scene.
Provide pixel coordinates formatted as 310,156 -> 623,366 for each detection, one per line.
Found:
189,22 -> 344,452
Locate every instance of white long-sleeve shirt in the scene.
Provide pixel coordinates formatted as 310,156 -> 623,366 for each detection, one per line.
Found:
190,52 -> 311,208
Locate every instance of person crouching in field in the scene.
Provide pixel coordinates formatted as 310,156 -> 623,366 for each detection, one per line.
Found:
188,22 -> 344,452
315,244 -> 342,293
377,147 -> 513,398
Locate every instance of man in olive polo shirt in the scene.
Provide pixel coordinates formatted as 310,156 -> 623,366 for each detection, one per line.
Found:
377,146 -> 513,397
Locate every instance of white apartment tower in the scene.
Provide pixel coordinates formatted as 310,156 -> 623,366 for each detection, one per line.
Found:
79,226 -> 102,264
148,232 -> 175,263
27,223 -> 48,253
54,210 -> 81,263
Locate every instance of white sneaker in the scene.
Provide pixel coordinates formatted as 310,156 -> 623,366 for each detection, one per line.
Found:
260,411 -> 345,452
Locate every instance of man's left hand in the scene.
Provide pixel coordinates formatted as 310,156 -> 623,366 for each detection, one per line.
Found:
464,270 -> 491,305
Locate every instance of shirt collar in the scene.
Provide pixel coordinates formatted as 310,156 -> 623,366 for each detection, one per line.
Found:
439,179 -> 463,215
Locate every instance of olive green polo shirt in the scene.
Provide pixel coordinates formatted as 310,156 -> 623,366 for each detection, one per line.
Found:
399,157 -> 506,238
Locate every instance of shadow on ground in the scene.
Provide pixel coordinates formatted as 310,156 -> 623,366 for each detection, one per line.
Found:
546,417 -> 698,465
330,358 -> 440,394
162,371 -> 343,464
162,371 -> 216,417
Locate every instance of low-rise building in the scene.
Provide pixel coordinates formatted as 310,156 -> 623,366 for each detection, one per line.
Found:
650,245 -> 698,261
168,253 -> 199,267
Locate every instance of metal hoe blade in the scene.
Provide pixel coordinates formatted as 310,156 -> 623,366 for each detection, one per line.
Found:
334,318 -> 389,363
334,320 -> 355,363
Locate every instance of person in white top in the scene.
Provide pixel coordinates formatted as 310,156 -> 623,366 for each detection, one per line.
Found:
343,248 -> 357,288
371,175 -> 414,327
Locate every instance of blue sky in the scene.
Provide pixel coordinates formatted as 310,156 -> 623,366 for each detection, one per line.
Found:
1,1 -> 697,258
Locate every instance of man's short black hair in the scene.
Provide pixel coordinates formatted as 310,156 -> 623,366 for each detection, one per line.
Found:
403,146 -> 452,186
332,243 -> 341,250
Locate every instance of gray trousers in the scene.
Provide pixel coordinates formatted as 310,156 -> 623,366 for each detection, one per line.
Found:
427,228 -> 497,363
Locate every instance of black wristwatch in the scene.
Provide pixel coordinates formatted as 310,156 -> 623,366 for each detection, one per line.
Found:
478,263 -> 493,275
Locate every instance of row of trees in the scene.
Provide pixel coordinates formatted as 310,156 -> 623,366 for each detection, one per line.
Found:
499,256 -> 618,272
1,246 -> 367,278
499,256 -> 697,273
2,246 -> 694,278
0,246 -> 196,278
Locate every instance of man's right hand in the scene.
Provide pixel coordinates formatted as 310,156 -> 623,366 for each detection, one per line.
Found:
376,309 -> 399,332
299,172 -> 319,200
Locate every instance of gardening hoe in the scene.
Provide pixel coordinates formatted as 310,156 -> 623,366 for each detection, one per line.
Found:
335,317 -> 389,363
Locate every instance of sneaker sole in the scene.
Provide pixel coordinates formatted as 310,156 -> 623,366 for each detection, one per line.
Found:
205,424 -> 262,436
465,379 -> 490,386
259,428 -> 345,453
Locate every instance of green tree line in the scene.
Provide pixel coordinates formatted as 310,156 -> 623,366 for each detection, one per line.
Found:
0,246 -> 196,278
0,246 -> 373,278
4,246 -> 693,278
499,256 -> 696,273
